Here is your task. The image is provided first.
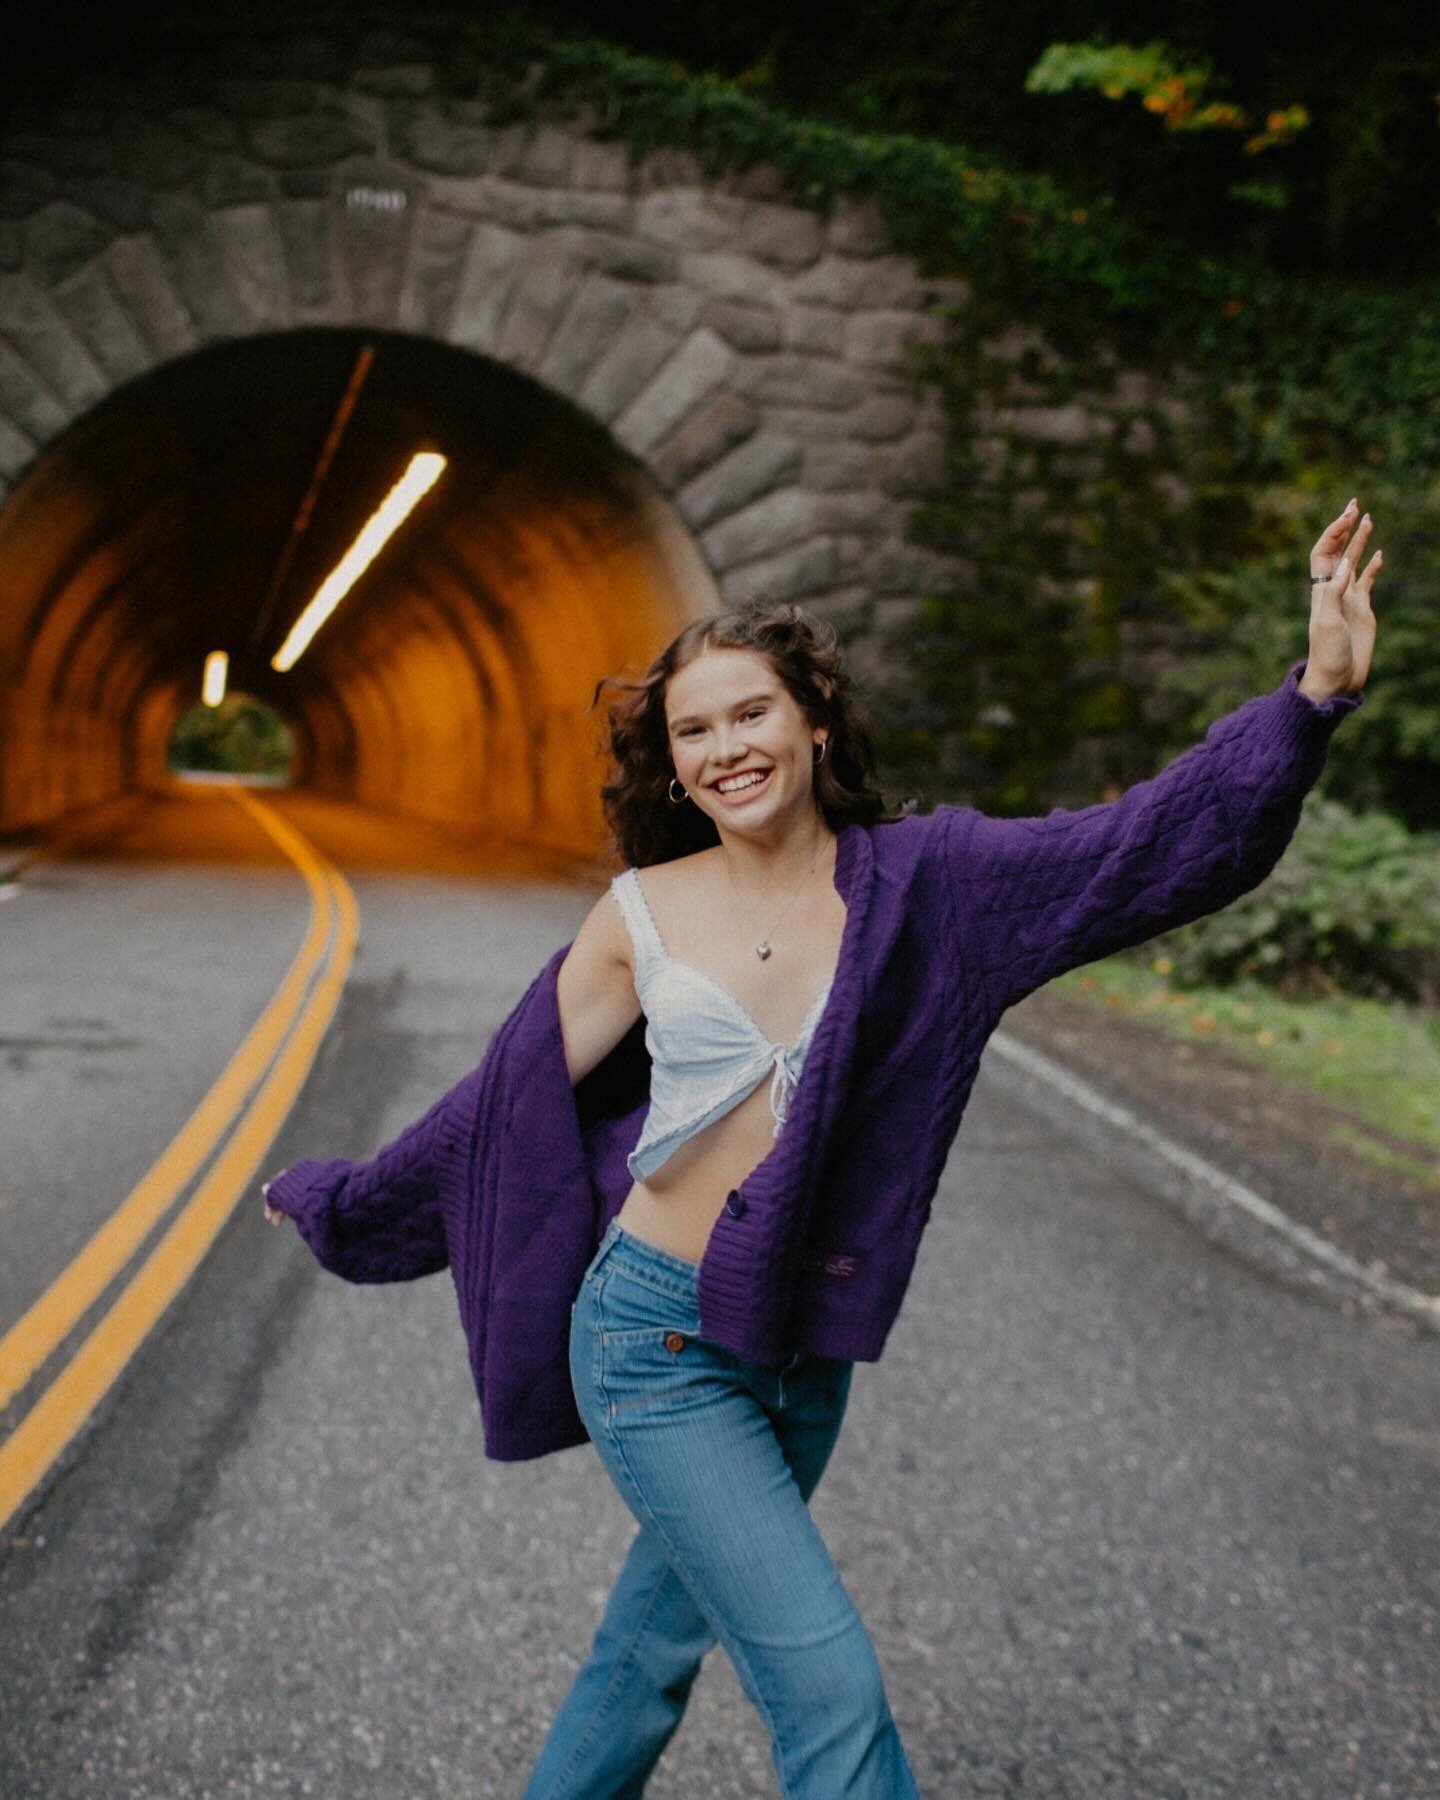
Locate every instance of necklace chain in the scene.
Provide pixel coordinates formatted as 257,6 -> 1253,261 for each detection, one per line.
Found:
720,830 -> 833,961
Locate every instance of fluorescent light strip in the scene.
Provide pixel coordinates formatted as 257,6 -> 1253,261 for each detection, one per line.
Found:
271,451 -> 447,672
202,650 -> 228,707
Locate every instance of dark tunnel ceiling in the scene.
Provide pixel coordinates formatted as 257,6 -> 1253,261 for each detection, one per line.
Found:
19,328 -> 666,710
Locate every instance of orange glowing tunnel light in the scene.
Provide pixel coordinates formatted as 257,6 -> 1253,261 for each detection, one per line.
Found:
202,649 -> 229,707
271,451 -> 447,672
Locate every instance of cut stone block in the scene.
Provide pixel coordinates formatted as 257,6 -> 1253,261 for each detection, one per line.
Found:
739,201 -> 824,271
0,272 -> 105,410
700,486 -> 820,568
447,220 -> 526,353
0,337 -> 69,440
495,234 -> 586,371
785,305 -> 846,357
538,272 -> 639,396
52,265 -> 152,381
636,187 -> 746,253
702,299 -> 782,353
274,200 -> 335,322
103,235 -> 197,358
211,203 -> 291,328
676,432 -> 803,532
578,306 -> 679,423
649,391 -> 760,492
614,326 -> 733,456
399,204 -> 472,337
732,353 -> 866,410
718,536 -> 838,604
148,193 -> 252,338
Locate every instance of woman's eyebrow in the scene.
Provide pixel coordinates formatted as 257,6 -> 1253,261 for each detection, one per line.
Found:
667,690 -> 776,730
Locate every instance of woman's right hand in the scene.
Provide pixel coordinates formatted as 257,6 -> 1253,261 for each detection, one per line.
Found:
261,1179 -> 288,1227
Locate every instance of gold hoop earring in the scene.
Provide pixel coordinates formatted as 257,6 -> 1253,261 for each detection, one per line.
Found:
667,776 -> 690,805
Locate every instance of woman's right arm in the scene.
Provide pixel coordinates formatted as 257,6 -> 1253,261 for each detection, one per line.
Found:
555,887 -> 643,1088
261,888 -> 642,1251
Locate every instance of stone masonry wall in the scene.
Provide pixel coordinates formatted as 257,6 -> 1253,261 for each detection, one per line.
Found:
0,26 -> 1206,787
0,53 -> 974,690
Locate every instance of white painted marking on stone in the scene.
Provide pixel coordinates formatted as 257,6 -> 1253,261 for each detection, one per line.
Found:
987,1027 -> 1440,1327
346,187 -> 408,213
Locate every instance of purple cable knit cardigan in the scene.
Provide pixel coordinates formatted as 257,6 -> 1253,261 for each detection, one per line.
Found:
266,660 -> 1363,1461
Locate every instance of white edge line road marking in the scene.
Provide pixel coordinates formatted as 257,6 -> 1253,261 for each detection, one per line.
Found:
986,1028 -> 1440,1332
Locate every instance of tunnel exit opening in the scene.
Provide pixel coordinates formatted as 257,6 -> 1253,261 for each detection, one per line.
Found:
0,325 -> 717,856
168,693 -> 296,784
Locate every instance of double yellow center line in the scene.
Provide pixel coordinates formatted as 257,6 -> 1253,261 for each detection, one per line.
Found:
0,788 -> 358,1533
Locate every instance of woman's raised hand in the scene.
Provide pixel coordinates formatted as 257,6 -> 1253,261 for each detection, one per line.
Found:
261,1179 -> 287,1227
1303,497 -> 1382,700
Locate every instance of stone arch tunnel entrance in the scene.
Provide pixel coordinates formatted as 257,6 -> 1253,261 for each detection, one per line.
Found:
0,327 -> 716,854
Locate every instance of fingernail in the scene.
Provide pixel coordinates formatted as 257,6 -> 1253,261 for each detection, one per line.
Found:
1345,497 -> 1357,511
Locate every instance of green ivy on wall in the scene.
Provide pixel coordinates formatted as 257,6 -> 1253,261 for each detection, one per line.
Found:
444,13 -> 1436,827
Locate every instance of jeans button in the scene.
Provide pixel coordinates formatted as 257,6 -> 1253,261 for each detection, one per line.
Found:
725,1188 -> 747,1218
664,1331 -> 687,1353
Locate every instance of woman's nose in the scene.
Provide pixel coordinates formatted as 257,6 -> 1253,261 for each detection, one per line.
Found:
713,728 -> 749,761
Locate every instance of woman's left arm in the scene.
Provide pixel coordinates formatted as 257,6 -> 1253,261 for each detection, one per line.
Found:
944,498 -> 1383,1015
259,1082 -> 458,1282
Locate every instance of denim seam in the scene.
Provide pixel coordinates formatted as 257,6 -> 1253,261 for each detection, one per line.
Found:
592,1359 -> 794,1796
544,1553 -> 680,1797
603,1265 -> 696,1309
605,1252 -> 701,1306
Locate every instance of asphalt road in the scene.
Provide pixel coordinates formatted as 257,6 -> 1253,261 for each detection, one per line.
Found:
1,782 -> 1436,1798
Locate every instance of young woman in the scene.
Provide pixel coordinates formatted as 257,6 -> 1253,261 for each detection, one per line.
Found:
264,500 -> 1380,1797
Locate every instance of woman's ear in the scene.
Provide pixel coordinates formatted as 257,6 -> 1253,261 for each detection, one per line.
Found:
814,672 -> 834,704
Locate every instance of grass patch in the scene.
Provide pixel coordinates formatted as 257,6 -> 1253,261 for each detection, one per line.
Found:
1050,954 -> 1440,1181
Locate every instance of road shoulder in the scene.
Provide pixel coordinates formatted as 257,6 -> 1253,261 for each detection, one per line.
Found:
997,982 -> 1439,1328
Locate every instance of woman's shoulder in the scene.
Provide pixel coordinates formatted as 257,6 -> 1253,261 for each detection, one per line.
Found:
628,845 -> 724,897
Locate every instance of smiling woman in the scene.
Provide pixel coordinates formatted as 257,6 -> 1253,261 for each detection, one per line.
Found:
263,507 -> 1374,1795
591,600 -> 912,872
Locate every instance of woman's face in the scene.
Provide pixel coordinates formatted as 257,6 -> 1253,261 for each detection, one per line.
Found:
664,646 -> 826,842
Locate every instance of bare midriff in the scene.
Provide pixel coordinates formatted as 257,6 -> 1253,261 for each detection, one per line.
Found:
609,838 -> 848,1267
612,1075 -> 783,1265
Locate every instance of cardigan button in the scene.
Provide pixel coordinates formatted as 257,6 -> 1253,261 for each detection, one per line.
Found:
725,1189 -> 747,1219
664,1331 -> 687,1353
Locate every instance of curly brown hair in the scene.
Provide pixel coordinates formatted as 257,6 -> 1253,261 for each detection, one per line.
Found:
590,600 -> 914,869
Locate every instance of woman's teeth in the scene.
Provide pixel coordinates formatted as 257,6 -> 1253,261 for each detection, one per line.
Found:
716,769 -> 770,795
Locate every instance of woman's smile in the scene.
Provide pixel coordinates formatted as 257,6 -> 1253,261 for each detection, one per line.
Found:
711,767 -> 773,803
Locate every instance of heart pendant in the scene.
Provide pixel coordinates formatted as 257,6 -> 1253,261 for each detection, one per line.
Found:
756,941 -> 772,960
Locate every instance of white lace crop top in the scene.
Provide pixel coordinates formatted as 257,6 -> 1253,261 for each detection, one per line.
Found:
610,867 -> 834,1182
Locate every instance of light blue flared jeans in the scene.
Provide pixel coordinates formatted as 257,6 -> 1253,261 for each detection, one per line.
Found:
523,1219 -> 923,1798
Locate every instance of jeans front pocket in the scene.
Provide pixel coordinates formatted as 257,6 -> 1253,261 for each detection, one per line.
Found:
595,1266 -> 709,1423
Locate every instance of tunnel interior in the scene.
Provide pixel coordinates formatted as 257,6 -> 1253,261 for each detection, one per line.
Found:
0,328 -> 716,854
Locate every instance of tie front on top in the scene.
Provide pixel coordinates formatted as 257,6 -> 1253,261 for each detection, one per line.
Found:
610,866 -> 835,1182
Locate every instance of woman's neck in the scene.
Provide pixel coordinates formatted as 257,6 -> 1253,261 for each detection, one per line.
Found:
715,811 -> 837,897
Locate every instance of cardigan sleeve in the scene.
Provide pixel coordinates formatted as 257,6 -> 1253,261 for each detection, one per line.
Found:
940,659 -> 1365,1016
262,1083 -> 455,1283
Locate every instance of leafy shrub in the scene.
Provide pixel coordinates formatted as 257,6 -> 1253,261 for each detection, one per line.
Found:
1137,796 -> 1440,1006
169,695 -> 294,778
